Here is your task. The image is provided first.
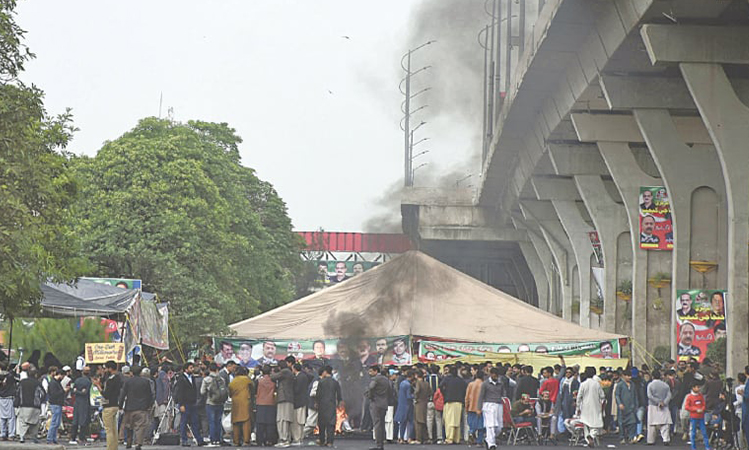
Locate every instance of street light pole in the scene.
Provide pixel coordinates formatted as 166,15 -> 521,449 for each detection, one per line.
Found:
401,40 -> 434,187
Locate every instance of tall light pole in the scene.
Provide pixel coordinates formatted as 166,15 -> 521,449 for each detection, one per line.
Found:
400,40 -> 435,187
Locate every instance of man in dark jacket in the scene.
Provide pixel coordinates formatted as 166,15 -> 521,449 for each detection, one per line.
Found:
0,362 -> 17,440
271,359 -> 295,446
119,366 -> 155,450
99,361 -> 123,450
291,363 -> 310,445
367,365 -> 391,450
46,368 -> 65,444
515,366 -> 540,400
440,366 -> 467,444
174,362 -> 204,447
69,366 -> 92,444
315,366 -> 342,446
16,367 -> 43,443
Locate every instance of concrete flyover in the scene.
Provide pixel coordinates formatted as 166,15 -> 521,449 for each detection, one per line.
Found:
401,0 -> 749,375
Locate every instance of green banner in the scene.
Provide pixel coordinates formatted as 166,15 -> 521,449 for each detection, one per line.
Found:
417,339 -> 621,362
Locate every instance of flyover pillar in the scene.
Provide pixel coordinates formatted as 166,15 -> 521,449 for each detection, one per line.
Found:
640,22 -> 749,377
634,109 -> 728,361
575,175 -> 629,333
520,200 -> 576,321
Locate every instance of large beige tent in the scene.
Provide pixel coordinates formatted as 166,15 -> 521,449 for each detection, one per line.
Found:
230,251 -> 626,344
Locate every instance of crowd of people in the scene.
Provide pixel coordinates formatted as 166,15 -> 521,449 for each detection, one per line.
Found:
0,351 -> 746,450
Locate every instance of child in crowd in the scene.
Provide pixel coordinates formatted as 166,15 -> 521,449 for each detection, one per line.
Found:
684,381 -> 712,450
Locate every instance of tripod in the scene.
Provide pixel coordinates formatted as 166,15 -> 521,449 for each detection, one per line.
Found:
152,395 -> 178,444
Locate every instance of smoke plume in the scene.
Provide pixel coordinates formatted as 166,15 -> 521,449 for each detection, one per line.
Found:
362,0 -> 487,232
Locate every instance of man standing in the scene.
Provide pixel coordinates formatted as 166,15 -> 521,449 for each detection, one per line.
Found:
577,367 -> 605,447
413,370 -> 432,444
439,366 -> 467,444
119,366 -> 154,450
478,366 -> 507,450
291,363 -> 309,446
315,366 -> 341,447
615,369 -> 638,444
174,362 -> 204,447
0,362 -> 17,441
646,370 -> 672,445
464,370 -> 483,445
15,367 -> 43,443
367,365 -> 390,450
69,366 -> 92,444
742,365 -> 749,450
99,361 -> 123,450
154,363 -> 172,434
199,363 -> 227,447
271,359 -> 295,447
425,365 -> 443,444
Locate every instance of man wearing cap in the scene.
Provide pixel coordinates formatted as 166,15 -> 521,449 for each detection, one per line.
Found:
69,366 -> 92,444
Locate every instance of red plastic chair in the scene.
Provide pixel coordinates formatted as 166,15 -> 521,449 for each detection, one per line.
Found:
502,397 -> 538,445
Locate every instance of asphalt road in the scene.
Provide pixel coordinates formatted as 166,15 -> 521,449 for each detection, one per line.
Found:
0,434 -> 702,450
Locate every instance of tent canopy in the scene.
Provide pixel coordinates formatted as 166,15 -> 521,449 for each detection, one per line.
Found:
41,279 -> 139,317
230,251 -> 626,343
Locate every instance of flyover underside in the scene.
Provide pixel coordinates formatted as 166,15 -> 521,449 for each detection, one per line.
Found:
402,0 -> 749,375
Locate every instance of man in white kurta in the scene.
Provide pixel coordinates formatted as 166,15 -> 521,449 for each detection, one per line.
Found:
645,370 -> 672,445
576,368 -> 605,446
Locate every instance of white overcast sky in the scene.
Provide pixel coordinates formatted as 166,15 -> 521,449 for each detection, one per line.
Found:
17,0 -> 482,232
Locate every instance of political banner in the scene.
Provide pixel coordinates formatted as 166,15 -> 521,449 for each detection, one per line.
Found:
312,260 -> 381,287
588,231 -> 603,266
140,301 -> 169,350
82,277 -> 142,290
214,335 -> 410,429
639,187 -> 673,250
213,335 -> 412,368
417,339 -> 621,362
675,289 -> 726,362
85,342 -> 126,363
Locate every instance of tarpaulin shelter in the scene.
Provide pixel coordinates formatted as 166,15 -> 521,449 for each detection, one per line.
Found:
41,279 -> 139,317
37,279 -> 169,351
229,251 -> 627,345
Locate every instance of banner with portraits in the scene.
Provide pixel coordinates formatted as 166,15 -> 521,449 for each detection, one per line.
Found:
639,186 -> 673,250
213,335 -> 410,428
312,260 -> 381,287
675,289 -> 727,362
212,335 -> 412,368
588,231 -> 603,266
417,339 -> 621,362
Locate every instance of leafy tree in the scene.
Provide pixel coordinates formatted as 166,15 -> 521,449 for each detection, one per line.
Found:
706,337 -> 726,370
70,118 -> 303,343
0,0 -> 88,321
12,318 -> 107,366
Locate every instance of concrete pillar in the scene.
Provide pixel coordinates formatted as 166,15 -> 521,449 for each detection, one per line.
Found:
575,175 -> 629,333
633,109 -> 728,361
513,215 -> 560,315
513,218 -> 551,312
594,142 -> 658,363
551,199 -> 595,328
520,199 -> 577,321
680,64 -> 749,376
530,176 -> 595,327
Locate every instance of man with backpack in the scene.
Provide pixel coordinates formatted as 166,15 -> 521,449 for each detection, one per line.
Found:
200,363 -> 228,447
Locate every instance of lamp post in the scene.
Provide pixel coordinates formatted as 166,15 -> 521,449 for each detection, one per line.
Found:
401,40 -> 435,187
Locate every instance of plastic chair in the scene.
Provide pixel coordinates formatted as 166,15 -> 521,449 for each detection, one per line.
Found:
503,397 -> 538,445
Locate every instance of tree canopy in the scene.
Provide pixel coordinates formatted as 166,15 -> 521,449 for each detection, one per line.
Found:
0,0 -> 88,319
70,118 -> 303,343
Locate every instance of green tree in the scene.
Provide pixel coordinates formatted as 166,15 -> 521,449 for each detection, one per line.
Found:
71,118 -> 303,343
706,337 -> 726,370
0,0 -> 88,321
12,318 -> 107,366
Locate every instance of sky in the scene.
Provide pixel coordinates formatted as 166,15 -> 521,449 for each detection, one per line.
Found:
16,0 -> 485,232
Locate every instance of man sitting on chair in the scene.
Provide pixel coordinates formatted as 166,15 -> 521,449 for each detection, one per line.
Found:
511,393 -> 536,423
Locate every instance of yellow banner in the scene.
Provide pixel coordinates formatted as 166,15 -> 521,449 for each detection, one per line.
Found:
85,343 -> 126,364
